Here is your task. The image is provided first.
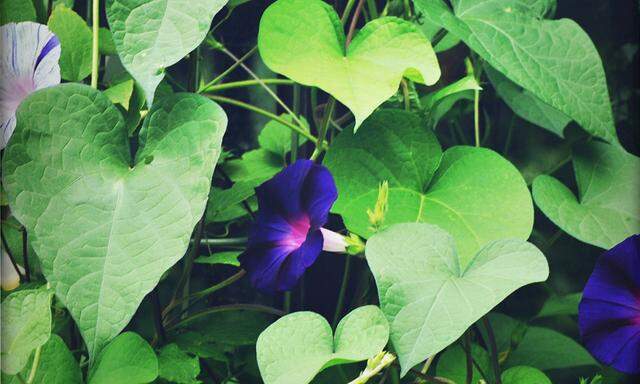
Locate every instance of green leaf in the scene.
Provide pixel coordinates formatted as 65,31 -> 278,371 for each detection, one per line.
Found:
258,0 -> 440,130
501,366 -> 551,384
98,27 -> 117,55
256,306 -> 389,384
157,344 -> 201,384
47,5 -> 92,81
106,0 -> 228,104
3,84 -> 227,357
88,332 -> 158,384
415,0 -> 617,143
179,309 -> 276,347
0,0 -> 37,24
485,65 -> 571,137
205,181 -> 257,223
532,141 -> 640,249
2,334 -> 82,384
195,251 -> 241,267
535,293 -> 581,318
258,115 -> 309,158
103,79 -> 135,109
365,223 -> 548,376
0,288 -> 53,374
436,344 -> 493,384
324,109 -> 533,264
223,149 -> 284,186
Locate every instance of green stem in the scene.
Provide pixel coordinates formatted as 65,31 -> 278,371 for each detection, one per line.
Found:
366,0 -> 379,19
341,0 -> 357,24
332,255 -> 352,328
346,0 -> 366,46
166,304 -> 285,330
404,0 -> 412,18
401,79 -> 411,111
473,89 -> 480,147
206,95 -> 317,143
283,291 -> 292,313
26,345 -> 43,384
310,98 -> 336,160
464,333 -> 473,384
291,84 -> 301,163
198,46 -> 258,92
483,317 -> 502,384
90,0 -> 100,88
203,79 -> 294,93
198,237 -> 248,246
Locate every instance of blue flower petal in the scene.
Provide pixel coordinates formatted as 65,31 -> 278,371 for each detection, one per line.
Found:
240,244 -> 292,293
301,162 -> 338,229
275,229 -> 323,291
255,159 -> 314,219
1,22 -> 60,149
579,234 -> 640,374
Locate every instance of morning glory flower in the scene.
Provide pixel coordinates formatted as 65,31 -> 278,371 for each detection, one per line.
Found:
240,159 -> 346,292
1,22 -> 61,149
578,234 -> 640,374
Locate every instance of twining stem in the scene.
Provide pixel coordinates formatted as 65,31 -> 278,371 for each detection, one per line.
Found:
26,344 -> 43,384
341,0 -> 357,24
198,237 -> 248,246
473,89 -> 480,147
206,95 -> 317,143
166,304 -> 285,330
483,317 -> 502,384
198,46 -> 258,92
414,355 -> 436,383
291,84 -> 301,163
151,288 -> 166,345
403,0 -> 412,18
464,332 -> 473,384
310,98 -> 335,160
204,79 -> 294,92
332,255 -> 352,328
346,0 -> 367,46
90,0 -> 99,89
367,0 -> 379,19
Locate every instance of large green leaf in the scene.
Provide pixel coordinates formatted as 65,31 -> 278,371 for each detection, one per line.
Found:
157,344 -> 201,384
501,366 -> 551,384
47,5 -> 92,81
88,332 -> 158,384
258,0 -> 440,130
106,0 -> 228,104
365,223 -> 548,376
324,109 -> 533,264
3,84 -> 227,357
256,306 -> 389,384
0,288 -> 53,374
2,335 -> 82,384
0,0 -> 37,24
532,141 -> 640,249
414,0 -> 617,143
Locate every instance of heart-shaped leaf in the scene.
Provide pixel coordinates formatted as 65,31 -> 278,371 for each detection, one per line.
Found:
324,109 -> 533,265
365,223 -> 548,376
501,366 -> 551,384
88,332 -> 158,384
106,0 -> 228,104
258,0 -> 440,130
47,5 -> 92,81
3,84 -> 227,357
256,305 -> 389,384
415,0 -> 617,143
532,141 -> 640,249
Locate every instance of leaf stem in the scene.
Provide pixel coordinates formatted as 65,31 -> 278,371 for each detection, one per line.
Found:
198,237 -> 248,246
332,254 -> 352,328
310,98 -> 336,160
90,0 -> 100,89
483,317 -> 502,384
1,231 -> 25,281
464,332 -> 473,384
341,0 -> 357,24
291,84 -> 301,163
367,0 -> 379,19
206,95 -> 317,143
203,79 -> 294,92
151,288 -> 166,345
346,0 -> 367,46
166,304 -> 285,330
473,89 -> 480,147
26,344 -> 43,384
198,46 -> 258,92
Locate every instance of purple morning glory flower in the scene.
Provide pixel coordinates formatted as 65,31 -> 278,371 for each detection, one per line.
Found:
579,234 -> 640,374
239,159 -> 346,293
1,22 -> 61,149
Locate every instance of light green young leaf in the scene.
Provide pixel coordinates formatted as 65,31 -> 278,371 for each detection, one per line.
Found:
88,332 -> 158,384
2,334 -> 82,384
324,109 -> 533,264
258,115 -> 309,158
195,251 -> 241,267
103,79 -> 135,109
501,366 -> 551,384
422,75 -> 481,110
3,84 -> 227,357
0,0 -> 37,24
223,149 -> 284,185
485,65 -> 571,137
47,5 -> 92,81
532,141 -> 640,249
415,0 -> 617,143
205,181 -> 256,223
535,292 -> 581,318
157,344 -> 201,384
106,0 -> 228,104
258,0 -> 440,130
256,306 -> 389,384
0,288 -> 53,374
365,223 -> 548,376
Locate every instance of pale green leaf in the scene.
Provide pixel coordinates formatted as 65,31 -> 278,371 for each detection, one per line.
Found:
157,344 -> 201,384
206,181 -> 256,223
258,114 -> 309,158
485,65 -> 571,137
258,0 -> 440,129
103,79 -> 135,109
195,251 -> 241,267
532,141 -> 640,249
0,288 -> 52,374
223,149 -> 284,186
501,366 -> 551,384
0,0 -> 37,24
106,0 -> 228,104
324,109 -> 533,264
47,5 -> 92,81
365,223 -> 548,376
422,75 -> 481,110
3,84 -> 227,357
88,332 -> 158,384
415,0 -> 617,143
256,306 -> 389,384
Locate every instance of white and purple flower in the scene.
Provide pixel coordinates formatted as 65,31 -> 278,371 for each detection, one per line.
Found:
1,22 -> 61,149
240,160 -> 346,293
